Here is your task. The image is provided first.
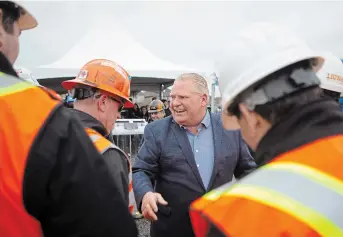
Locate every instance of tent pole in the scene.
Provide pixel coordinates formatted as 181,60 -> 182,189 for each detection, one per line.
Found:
159,84 -> 164,99
211,73 -> 217,112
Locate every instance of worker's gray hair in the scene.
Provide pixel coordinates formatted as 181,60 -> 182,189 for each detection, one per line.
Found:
176,73 -> 209,96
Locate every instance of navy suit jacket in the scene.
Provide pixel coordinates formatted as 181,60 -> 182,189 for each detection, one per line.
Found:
133,113 -> 256,237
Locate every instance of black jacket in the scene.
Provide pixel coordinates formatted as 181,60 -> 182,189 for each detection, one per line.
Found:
208,99 -> 343,237
70,109 -> 130,203
24,105 -> 138,237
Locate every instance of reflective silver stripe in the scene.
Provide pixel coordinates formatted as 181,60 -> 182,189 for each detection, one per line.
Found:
89,134 -> 107,154
0,73 -> 19,87
89,134 -> 101,142
89,134 -> 114,154
0,73 -> 32,87
239,164 -> 343,229
0,73 -> 36,96
204,180 -> 236,201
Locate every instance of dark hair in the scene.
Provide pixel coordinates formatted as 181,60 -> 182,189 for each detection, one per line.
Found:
0,51 -> 18,77
0,1 -> 21,34
229,59 -> 322,125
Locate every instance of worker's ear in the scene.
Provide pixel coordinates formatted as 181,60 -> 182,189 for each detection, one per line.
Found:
239,103 -> 259,134
97,94 -> 108,112
239,103 -> 272,150
201,93 -> 208,107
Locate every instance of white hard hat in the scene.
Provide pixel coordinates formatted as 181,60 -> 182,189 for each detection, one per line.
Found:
316,52 -> 343,93
217,22 -> 325,111
14,67 -> 40,86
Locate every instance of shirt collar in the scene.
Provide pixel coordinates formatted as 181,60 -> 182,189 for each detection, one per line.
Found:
179,110 -> 211,129
201,110 -> 211,128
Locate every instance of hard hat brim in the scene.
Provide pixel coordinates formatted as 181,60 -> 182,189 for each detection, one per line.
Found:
62,78 -> 97,92
16,3 -> 38,30
61,79 -> 134,108
148,110 -> 163,113
320,83 -> 343,93
123,100 -> 134,108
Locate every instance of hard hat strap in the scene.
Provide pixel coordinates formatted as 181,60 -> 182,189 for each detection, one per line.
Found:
71,87 -> 97,100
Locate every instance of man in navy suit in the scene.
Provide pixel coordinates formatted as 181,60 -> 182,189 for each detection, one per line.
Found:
133,73 -> 256,237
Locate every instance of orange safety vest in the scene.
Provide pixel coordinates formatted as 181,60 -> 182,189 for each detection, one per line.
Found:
85,128 -> 135,214
0,73 -> 60,237
190,135 -> 343,237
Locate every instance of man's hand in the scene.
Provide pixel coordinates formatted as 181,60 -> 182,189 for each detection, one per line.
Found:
141,191 -> 168,221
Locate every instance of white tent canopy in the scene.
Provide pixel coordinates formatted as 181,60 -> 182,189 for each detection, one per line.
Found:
35,15 -> 204,80
17,1 -> 343,74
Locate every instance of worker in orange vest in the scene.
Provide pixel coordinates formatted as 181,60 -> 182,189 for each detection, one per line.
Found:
61,59 -> 135,214
190,22 -> 343,237
0,1 -> 137,237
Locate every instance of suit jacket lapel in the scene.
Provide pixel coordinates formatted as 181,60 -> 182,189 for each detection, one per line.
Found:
208,113 -> 223,190
171,120 -> 205,190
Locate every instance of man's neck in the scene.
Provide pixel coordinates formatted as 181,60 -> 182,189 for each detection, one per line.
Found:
184,110 -> 207,134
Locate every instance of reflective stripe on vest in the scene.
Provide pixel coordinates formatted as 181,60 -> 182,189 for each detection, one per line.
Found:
89,134 -> 115,154
0,73 -> 59,237
0,77 -> 36,96
204,162 -> 343,237
86,129 -> 135,214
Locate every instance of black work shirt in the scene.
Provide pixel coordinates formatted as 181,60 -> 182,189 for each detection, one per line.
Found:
70,109 -> 130,203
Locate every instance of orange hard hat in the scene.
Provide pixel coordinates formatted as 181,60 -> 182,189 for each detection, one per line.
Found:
61,59 -> 134,108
